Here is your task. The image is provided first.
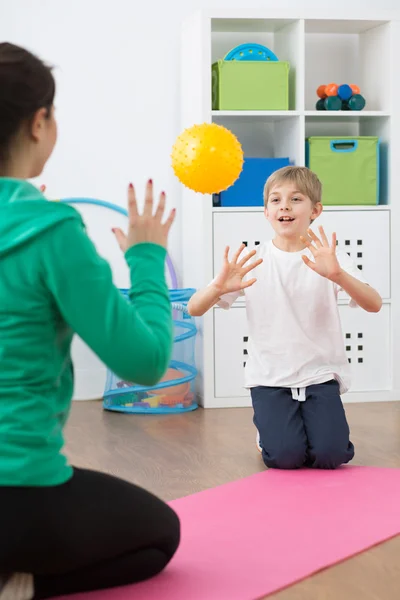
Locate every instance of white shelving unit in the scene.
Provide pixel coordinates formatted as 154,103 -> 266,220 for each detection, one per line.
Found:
180,9 -> 400,408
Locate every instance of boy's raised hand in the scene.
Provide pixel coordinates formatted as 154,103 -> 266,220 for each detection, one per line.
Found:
213,243 -> 263,295
300,225 -> 342,281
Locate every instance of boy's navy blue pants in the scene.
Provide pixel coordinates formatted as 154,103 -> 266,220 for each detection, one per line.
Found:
251,379 -> 354,470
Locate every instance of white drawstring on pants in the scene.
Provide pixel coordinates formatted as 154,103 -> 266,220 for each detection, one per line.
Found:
291,387 -> 306,402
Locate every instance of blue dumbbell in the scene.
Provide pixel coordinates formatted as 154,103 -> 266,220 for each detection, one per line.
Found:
337,84 -> 353,101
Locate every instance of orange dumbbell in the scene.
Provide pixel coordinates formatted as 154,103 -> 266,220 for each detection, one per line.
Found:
325,83 -> 339,96
350,84 -> 360,94
317,85 -> 327,99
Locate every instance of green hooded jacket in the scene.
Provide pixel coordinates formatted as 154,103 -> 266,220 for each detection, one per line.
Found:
0,178 -> 173,486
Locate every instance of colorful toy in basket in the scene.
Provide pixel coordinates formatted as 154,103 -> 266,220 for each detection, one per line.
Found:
316,83 -> 366,111
103,290 -> 198,414
118,368 -> 193,409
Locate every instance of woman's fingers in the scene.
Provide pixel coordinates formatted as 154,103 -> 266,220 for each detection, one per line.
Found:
112,227 -> 127,252
127,183 -> 139,224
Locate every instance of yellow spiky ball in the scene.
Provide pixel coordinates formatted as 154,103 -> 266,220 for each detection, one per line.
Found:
171,123 -> 244,194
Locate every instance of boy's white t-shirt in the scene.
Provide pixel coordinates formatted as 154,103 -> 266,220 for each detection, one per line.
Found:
216,240 -> 368,395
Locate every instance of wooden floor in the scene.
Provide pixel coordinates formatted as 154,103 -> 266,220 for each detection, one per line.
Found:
65,401 -> 400,599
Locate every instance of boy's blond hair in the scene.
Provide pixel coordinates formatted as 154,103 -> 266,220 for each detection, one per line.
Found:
264,166 -> 322,208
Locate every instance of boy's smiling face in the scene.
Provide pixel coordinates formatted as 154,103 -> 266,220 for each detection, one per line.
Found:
264,182 -> 323,240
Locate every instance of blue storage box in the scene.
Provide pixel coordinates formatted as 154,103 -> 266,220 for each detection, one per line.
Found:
214,157 -> 291,207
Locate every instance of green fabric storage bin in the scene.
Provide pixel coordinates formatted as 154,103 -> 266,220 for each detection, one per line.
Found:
212,60 -> 289,110
306,137 -> 380,206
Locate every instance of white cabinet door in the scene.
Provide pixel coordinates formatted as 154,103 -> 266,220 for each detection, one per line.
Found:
338,304 -> 391,392
214,307 -> 249,397
319,210 -> 390,299
213,212 -> 273,278
214,304 -> 391,397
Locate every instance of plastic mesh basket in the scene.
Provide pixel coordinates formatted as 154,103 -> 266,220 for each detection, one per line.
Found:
103,289 -> 198,414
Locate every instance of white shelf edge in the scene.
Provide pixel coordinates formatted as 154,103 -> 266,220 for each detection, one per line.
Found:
211,110 -> 390,118
304,110 -> 390,118
212,205 -> 390,213
212,110 -> 300,117
203,9 -> 398,20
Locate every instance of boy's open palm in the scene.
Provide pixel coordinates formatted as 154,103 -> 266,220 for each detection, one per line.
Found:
214,244 -> 263,295
300,226 -> 342,280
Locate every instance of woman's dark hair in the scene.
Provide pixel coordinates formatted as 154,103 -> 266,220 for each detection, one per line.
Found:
0,43 -> 55,160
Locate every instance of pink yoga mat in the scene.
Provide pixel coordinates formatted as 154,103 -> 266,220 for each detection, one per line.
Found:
57,467 -> 400,600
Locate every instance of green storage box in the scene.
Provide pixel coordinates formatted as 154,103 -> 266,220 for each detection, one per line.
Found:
212,60 -> 290,110
306,136 -> 380,205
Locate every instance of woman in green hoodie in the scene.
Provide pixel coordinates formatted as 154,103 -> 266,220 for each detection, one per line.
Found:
0,43 -> 180,600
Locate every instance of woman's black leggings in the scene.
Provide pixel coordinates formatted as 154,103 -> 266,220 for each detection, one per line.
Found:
0,468 -> 180,598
